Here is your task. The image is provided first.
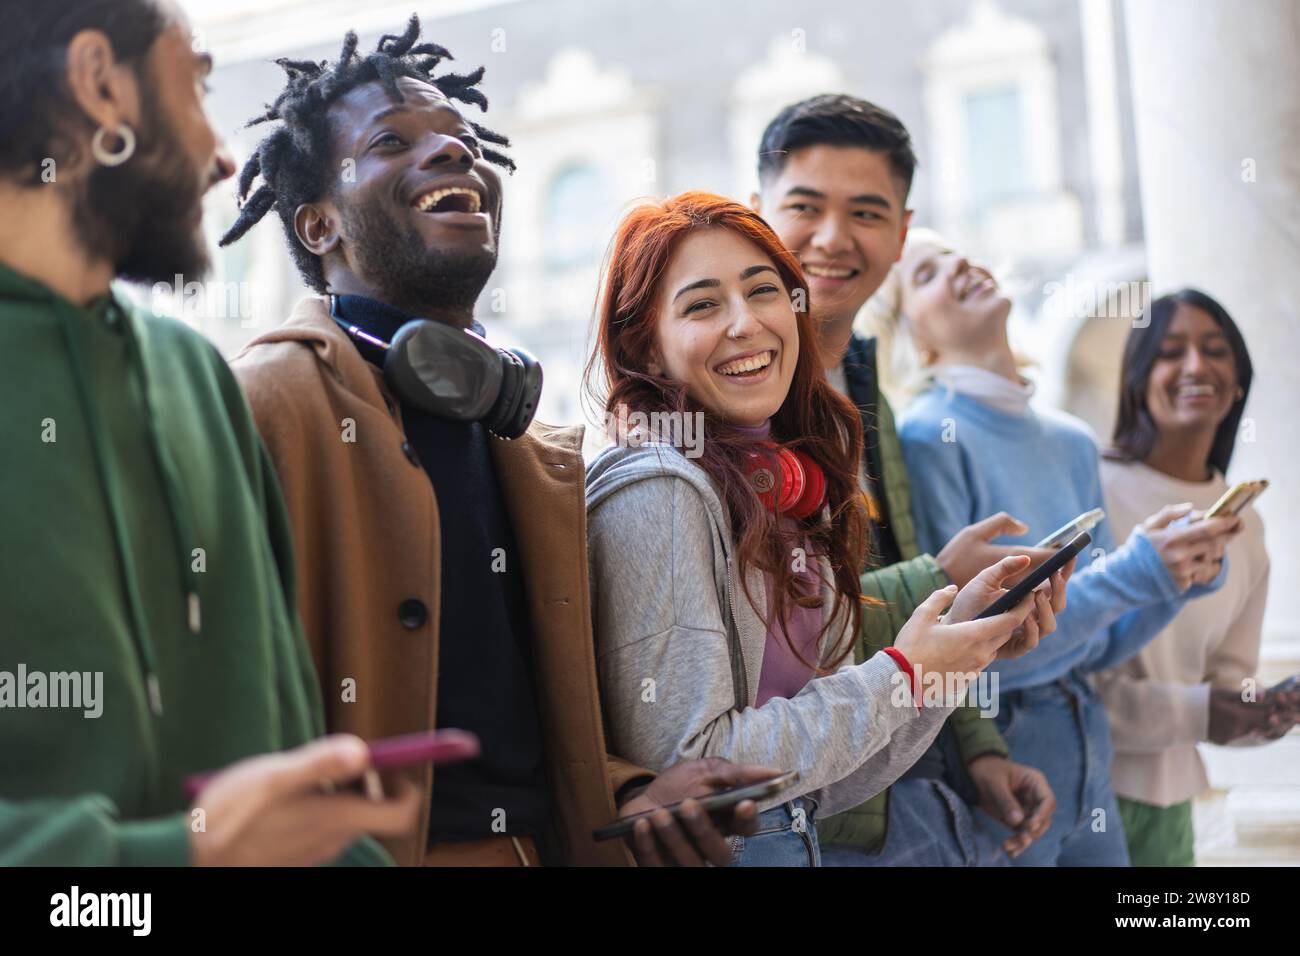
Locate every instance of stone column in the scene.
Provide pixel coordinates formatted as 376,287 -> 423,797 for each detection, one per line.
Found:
1123,0 -> 1300,653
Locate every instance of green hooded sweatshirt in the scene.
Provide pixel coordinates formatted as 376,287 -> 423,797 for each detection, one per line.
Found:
0,262 -> 387,865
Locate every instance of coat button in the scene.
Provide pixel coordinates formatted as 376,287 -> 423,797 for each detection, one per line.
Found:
398,599 -> 428,629
401,441 -> 420,468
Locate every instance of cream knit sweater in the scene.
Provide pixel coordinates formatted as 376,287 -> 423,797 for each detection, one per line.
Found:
1093,459 -> 1270,807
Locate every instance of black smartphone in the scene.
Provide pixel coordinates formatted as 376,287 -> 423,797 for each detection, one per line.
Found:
592,769 -> 801,842
974,531 -> 1091,620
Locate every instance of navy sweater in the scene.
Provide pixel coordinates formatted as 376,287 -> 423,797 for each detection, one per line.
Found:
334,295 -> 551,849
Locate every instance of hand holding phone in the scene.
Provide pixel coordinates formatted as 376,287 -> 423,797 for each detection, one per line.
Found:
975,533 -> 1091,620
594,769 -> 800,842
936,513 -> 1058,589
186,735 -> 421,867
184,728 -> 480,800
1142,503 -> 1239,591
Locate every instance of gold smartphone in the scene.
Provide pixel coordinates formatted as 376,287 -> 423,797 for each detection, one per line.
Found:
1204,479 -> 1269,519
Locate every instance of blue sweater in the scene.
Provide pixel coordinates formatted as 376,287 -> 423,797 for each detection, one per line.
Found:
897,385 -> 1224,693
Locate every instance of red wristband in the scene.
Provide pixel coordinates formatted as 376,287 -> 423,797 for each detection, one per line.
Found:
883,647 -> 920,709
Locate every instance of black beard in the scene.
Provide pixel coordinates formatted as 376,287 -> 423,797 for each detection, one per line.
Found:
72,91 -> 210,285
339,198 -> 497,320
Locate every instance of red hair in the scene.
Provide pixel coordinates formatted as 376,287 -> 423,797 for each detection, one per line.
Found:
586,191 -> 870,671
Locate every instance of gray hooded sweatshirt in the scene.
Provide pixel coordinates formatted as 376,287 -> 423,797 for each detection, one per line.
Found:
585,441 -> 952,816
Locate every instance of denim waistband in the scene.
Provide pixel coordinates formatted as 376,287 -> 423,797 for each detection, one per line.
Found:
1002,670 -> 1095,707
766,795 -> 817,821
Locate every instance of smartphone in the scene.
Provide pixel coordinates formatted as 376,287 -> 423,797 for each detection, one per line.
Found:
592,769 -> 801,842
368,728 -> 480,770
182,728 -> 481,800
1204,479 -> 1268,519
1268,675 -> 1298,694
975,532 -> 1091,620
1036,508 -> 1105,548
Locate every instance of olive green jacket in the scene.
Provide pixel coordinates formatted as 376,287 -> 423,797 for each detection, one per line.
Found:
816,334 -> 1007,852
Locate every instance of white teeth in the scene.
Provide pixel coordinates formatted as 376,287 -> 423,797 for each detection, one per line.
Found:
804,264 -> 854,279
1179,384 -> 1216,397
961,275 -> 994,300
717,351 -> 774,376
414,187 -> 482,213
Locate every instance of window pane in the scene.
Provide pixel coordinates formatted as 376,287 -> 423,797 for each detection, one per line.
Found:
964,87 -> 1024,213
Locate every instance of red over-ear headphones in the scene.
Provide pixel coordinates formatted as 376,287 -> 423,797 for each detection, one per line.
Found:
745,444 -> 827,520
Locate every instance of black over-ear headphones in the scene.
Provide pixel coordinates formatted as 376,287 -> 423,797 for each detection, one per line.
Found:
330,295 -> 543,440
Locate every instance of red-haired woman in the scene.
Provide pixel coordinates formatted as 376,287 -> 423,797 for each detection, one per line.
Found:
585,193 -> 1042,866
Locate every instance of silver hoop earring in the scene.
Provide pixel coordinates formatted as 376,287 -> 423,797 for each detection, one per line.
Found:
91,124 -> 136,167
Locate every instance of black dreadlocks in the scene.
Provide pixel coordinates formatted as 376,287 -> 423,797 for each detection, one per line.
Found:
219,14 -> 514,292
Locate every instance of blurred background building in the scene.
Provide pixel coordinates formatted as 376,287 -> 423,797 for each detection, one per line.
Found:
179,0 -> 1300,864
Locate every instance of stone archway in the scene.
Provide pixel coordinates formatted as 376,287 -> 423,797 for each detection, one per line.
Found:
1059,282 -> 1146,440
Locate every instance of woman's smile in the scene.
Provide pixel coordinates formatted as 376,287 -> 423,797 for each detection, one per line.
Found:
714,348 -> 778,384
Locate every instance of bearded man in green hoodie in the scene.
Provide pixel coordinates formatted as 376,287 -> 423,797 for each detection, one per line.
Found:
0,0 -> 417,865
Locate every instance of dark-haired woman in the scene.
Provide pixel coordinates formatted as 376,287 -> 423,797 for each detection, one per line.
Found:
1093,289 -> 1298,866
584,193 -> 1053,866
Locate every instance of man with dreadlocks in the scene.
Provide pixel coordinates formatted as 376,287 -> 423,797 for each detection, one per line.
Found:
0,0 -> 418,865
227,16 -> 767,867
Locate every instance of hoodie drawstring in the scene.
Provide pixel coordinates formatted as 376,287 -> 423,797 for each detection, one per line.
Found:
120,304 -> 203,636
56,296 -> 203,717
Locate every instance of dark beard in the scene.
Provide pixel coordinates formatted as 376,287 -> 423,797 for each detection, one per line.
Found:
339,198 -> 497,320
72,86 -> 210,285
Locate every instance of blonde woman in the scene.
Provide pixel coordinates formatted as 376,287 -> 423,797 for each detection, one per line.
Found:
875,233 -> 1242,865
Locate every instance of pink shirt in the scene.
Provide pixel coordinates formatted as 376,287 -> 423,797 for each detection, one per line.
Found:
755,527 -> 824,706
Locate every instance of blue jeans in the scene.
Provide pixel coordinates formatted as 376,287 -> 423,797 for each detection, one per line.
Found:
730,798 -> 820,867
983,672 -> 1130,866
820,778 -> 1011,866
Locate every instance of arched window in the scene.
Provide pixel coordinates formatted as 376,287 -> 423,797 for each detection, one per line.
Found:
922,0 -> 1081,256
543,163 -> 615,270
964,85 -> 1027,216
